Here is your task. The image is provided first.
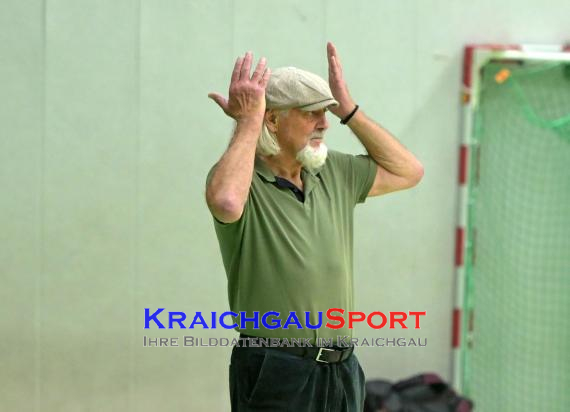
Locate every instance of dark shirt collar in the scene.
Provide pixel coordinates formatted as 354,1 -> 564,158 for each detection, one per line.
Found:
254,156 -> 323,200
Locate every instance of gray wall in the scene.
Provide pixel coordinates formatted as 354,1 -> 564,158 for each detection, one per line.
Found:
1,1 -> 568,411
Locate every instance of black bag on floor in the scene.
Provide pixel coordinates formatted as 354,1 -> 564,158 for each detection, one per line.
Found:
364,373 -> 474,412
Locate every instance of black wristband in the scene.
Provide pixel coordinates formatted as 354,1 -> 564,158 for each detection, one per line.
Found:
340,105 -> 359,125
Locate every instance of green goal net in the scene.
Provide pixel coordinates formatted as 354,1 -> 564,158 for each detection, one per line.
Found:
462,60 -> 570,411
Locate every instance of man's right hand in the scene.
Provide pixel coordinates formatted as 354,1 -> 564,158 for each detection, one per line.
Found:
208,52 -> 271,122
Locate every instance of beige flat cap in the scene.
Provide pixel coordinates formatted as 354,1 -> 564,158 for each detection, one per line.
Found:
265,67 -> 339,111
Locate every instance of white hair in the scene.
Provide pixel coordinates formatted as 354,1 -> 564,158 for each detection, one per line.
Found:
255,110 -> 289,156
256,123 -> 281,156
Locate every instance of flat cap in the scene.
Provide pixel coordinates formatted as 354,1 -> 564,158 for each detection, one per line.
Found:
265,67 -> 339,111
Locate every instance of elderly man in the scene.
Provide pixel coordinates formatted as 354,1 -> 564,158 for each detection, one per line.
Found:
206,42 -> 423,412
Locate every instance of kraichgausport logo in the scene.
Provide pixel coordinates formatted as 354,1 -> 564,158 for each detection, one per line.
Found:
144,308 -> 426,330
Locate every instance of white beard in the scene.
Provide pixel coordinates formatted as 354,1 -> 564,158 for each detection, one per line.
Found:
296,138 -> 328,173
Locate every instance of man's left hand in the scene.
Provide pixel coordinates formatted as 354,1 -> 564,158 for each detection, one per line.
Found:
327,42 -> 356,119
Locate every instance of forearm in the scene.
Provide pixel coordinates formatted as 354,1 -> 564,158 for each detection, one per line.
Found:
206,116 -> 262,222
347,110 -> 423,179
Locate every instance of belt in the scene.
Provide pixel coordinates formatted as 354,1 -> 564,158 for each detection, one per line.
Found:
238,334 -> 354,364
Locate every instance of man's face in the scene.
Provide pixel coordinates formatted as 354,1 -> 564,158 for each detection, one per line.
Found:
275,108 -> 329,155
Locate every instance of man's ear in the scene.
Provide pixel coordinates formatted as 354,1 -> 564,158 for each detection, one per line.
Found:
264,110 -> 279,133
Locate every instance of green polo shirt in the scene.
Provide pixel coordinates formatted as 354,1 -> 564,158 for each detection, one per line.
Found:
209,150 -> 376,343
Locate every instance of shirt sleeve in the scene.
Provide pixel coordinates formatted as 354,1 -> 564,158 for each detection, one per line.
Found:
350,154 -> 378,204
323,150 -> 377,206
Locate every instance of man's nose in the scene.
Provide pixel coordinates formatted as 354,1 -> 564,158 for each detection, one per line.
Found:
317,112 -> 329,130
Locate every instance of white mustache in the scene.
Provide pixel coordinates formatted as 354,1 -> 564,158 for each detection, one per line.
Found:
310,133 -> 325,140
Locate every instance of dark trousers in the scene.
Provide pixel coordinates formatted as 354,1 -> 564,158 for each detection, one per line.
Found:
229,345 -> 366,412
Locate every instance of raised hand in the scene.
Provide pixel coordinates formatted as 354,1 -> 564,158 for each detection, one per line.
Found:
327,42 -> 356,119
208,52 -> 271,122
